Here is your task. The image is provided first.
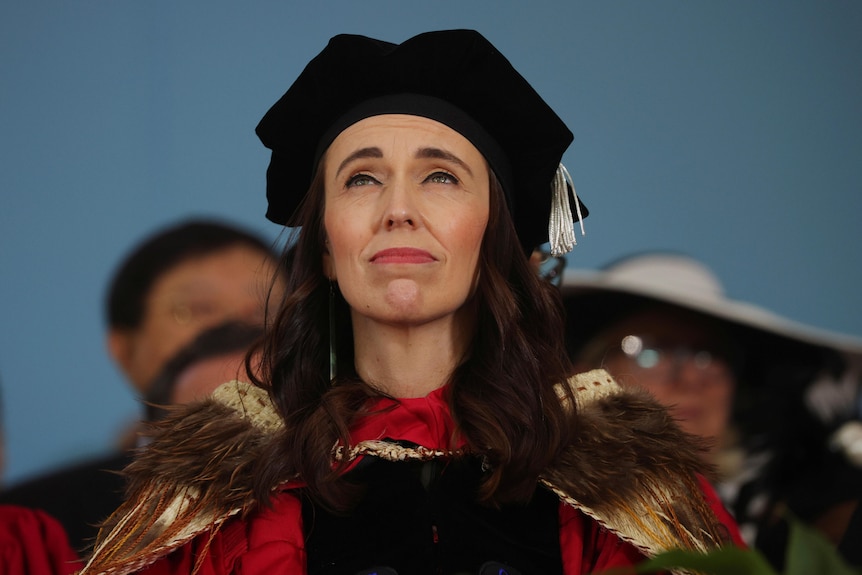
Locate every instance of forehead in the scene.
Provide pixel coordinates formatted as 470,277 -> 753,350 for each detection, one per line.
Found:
606,306 -> 728,346
325,114 -> 483,158
149,245 -> 274,296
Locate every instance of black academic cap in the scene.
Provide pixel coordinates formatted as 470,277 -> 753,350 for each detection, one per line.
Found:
256,29 -> 586,252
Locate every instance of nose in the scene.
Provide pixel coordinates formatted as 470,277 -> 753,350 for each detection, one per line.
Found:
668,359 -> 704,389
667,351 -> 726,391
382,179 -> 418,229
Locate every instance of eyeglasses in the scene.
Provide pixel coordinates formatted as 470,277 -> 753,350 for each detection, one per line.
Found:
161,299 -> 225,325
609,334 -> 734,384
155,298 -> 265,327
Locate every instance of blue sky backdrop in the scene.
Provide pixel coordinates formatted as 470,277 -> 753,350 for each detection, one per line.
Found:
1,1 -> 860,484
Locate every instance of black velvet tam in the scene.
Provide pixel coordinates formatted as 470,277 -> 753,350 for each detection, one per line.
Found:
256,29 -> 585,252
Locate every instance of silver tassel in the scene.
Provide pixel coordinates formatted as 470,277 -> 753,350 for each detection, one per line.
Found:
548,163 -> 585,257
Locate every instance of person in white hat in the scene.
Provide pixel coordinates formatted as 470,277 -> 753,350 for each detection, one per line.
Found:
561,251 -> 862,569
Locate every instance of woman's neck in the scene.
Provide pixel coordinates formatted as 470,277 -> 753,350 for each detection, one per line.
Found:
350,309 -> 475,398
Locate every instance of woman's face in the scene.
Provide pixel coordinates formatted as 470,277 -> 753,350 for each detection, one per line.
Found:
322,114 -> 490,328
584,308 -> 737,451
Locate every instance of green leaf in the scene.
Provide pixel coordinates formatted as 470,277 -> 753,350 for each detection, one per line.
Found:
785,517 -> 861,575
637,547 -> 776,575
598,547 -> 777,575
594,514 -> 862,575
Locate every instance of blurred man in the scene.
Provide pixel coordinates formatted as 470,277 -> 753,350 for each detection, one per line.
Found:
0,219 -> 282,552
105,219 -> 279,395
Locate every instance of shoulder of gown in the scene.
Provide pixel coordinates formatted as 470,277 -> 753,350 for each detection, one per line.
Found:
80,372 -> 744,574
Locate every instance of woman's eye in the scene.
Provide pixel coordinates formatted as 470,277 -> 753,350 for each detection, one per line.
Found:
425,171 -> 459,185
346,174 -> 378,187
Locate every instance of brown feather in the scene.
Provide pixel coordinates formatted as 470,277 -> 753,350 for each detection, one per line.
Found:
80,383 -> 282,575
543,372 -> 731,556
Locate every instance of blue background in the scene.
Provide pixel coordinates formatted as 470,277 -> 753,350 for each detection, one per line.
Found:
1,1 -> 860,485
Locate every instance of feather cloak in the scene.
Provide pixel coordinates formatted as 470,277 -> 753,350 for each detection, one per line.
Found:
79,370 -> 732,575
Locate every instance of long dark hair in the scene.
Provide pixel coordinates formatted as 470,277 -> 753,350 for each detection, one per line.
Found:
250,158 -> 577,510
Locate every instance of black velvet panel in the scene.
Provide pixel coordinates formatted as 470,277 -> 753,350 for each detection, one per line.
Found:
302,454 -> 562,575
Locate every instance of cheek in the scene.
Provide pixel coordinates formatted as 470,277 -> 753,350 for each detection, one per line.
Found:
443,212 -> 488,263
326,227 -> 363,272
150,325 -> 196,364
128,321 -> 193,383
710,383 -> 736,407
323,210 -> 353,269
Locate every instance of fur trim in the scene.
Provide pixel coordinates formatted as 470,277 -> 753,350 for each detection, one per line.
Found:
79,381 -> 279,575
544,370 -> 729,557
79,373 -> 728,575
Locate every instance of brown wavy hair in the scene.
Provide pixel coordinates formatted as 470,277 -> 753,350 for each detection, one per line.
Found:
249,156 -> 577,511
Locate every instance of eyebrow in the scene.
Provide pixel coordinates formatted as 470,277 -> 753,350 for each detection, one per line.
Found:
334,146 -> 474,178
335,147 -> 383,177
415,147 -> 474,177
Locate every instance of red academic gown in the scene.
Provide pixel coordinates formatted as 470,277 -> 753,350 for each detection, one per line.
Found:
131,387 -> 744,574
0,504 -> 81,575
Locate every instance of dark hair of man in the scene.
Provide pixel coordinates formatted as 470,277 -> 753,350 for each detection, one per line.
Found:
250,158 -> 578,512
145,320 -> 264,421
106,219 -> 276,330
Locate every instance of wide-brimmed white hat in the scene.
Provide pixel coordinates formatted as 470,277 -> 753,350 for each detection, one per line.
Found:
561,252 -> 862,355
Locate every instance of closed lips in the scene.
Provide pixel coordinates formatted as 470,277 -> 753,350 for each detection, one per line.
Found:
370,248 -> 436,263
